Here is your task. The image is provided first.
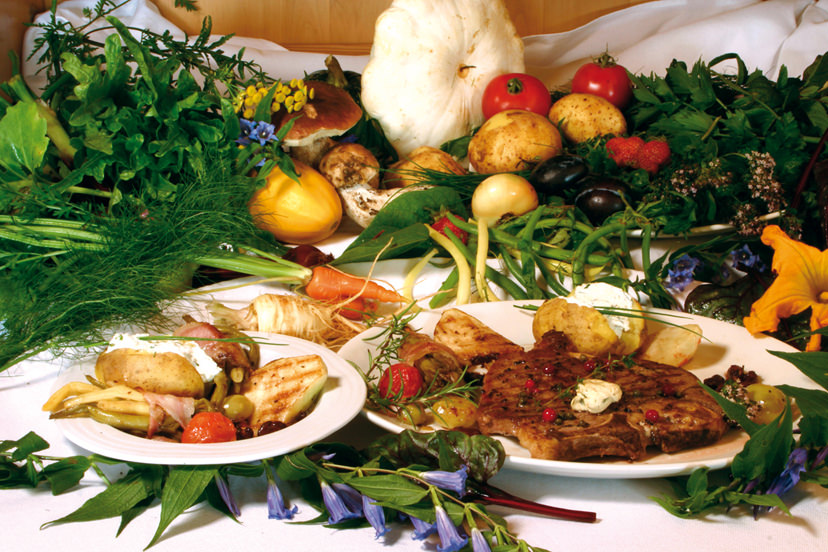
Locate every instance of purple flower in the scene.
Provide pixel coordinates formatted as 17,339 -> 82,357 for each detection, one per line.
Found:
332,483 -> 364,515
250,121 -> 277,145
214,473 -> 240,517
320,480 -> 362,524
420,465 -> 468,496
471,528 -> 493,552
409,515 -> 437,540
766,447 -> 808,498
665,254 -> 701,292
730,244 -> 765,272
362,495 -> 389,539
434,505 -> 468,552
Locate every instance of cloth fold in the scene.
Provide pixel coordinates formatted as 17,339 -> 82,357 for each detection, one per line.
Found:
23,0 -> 828,94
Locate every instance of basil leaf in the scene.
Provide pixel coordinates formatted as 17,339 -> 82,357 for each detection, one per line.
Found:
43,470 -> 151,526
346,474 -> 429,505
769,351 -> 828,390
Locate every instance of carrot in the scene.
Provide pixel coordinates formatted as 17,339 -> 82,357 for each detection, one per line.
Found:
305,265 -> 406,303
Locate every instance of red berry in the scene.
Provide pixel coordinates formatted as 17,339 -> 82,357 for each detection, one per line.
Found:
636,140 -> 671,174
378,363 -> 424,400
542,364 -> 555,376
181,411 -> 237,444
644,409 -> 660,423
432,215 -> 468,245
661,383 -> 676,397
583,359 -> 597,372
606,136 -> 644,168
524,379 -> 536,390
542,408 -> 558,422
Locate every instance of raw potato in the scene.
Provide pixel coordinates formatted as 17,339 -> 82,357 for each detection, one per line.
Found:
638,324 -> 702,366
468,110 -> 563,173
548,93 -> 627,144
384,146 -> 466,187
94,349 -> 206,398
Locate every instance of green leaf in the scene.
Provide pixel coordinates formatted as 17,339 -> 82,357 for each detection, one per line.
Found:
41,456 -> 93,495
146,466 -> 217,548
730,403 -> 794,482
0,101 -> 49,174
1,431 -> 50,459
43,470 -> 151,527
769,351 -> 828,390
346,474 -> 429,505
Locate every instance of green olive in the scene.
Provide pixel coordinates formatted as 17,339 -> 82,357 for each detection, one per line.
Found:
746,383 -> 786,425
396,402 -> 429,427
430,397 -> 478,429
221,394 -> 255,422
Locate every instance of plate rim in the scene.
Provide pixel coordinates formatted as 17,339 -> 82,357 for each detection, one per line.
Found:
53,332 -> 367,465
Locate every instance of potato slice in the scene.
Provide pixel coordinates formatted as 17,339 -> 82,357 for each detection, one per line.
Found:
95,349 -> 206,398
638,324 -> 702,367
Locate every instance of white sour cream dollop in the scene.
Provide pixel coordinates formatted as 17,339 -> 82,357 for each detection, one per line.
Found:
565,282 -> 638,338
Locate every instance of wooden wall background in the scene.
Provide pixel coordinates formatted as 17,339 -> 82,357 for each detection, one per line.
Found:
1,0 -> 655,83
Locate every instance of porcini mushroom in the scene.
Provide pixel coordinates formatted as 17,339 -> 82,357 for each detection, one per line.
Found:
271,80 -> 363,166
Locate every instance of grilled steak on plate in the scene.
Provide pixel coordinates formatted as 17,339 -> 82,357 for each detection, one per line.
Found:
476,331 -> 729,461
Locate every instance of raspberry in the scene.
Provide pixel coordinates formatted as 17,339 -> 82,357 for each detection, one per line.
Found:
635,140 -> 671,174
606,136 -> 644,167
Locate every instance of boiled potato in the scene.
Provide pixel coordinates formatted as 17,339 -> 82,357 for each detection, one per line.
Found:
548,93 -> 627,144
638,324 -> 702,366
532,298 -> 619,356
384,146 -> 466,187
468,110 -> 562,174
94,349 -> 206,398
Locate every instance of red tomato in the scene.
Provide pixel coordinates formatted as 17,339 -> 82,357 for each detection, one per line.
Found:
378,363 -> 424,400
181,411 -> 237,443
481,73 -> 551,119
571,54 -> 633,109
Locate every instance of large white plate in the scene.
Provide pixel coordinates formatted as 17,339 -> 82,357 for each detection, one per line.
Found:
338,301 -> 816,479
53,332 -> 366,465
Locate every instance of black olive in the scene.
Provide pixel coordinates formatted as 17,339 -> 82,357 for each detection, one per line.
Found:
528,155 -> 589,195
574,177 -> 629,225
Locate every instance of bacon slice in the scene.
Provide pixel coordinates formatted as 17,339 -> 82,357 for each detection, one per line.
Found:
142,392 -> 196,438
174,320 -> 251,372
398,331 -> 465,386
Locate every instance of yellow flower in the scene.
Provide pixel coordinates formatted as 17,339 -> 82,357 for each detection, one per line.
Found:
743,225 -> 828,351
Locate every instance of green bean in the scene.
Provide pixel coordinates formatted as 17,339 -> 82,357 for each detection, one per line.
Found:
571,222 -> 628,285
430,266 -> 459,308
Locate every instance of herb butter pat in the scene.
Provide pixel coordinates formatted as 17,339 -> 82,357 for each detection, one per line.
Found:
570,378 -> 623,414
106,333 -> 222,383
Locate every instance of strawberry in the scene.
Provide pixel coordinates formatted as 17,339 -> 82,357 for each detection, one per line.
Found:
432,214 -> 468,244
635,140 -> 671,174
606,136 -> 644,168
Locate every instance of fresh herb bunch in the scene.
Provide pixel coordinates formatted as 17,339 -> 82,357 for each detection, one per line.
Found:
1,429 -> 580,551
655,350 -> 828,517
0,5 -> 313,371
623,53 -> 828,239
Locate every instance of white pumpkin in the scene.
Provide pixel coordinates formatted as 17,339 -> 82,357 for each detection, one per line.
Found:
361,0 -> 525,156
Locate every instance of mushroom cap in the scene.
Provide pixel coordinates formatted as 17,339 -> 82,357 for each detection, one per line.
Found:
272,81 -> 363,147
361,0 -> 525,156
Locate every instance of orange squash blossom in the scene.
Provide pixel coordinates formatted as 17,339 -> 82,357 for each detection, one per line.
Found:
743,225 -> 828,351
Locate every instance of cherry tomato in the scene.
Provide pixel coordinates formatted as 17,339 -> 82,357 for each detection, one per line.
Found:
181,411 -> 237,443
571,54 -> 633,109
481,73 -> 551,119
378,363 -> 424,400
